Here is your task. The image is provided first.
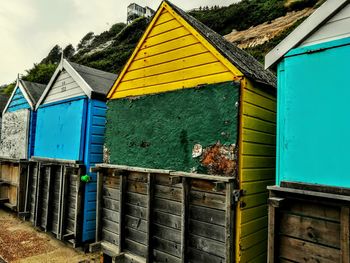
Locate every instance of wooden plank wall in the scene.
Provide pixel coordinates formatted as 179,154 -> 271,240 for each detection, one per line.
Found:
110,7 -> 235,99
27,162 -> 83,244
268,192 -> 350,263
0,161 -> 29,212
238,79 -> 277,262
97,169 -> 234,262
43,69 -> 85,105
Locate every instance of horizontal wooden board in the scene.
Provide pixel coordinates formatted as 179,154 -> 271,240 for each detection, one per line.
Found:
148,18 -> 182,37
240,216 -> 268,237
153,236 -> 181,258
279,213 -> 340,248
241,168 -> 275,182
153,223 -> 181,243
187,247 -> 225,263
242,116 -> 276,136
129,43 -> 208,71
189,219 -> 225,242
242,156 -> 276,169
125,227 -> 147,245
240,227 -> 267,250
242,129 -> 276,145
243,89 -> 276,112
243,102 -> 276,123
153,210 -> 181,230
189,234 -> 225,258
190,190 -> 226,210
125,238 -> 147,258
239,240 -> 267,262
125,215 -> 147,233
241,192 -> 269,209
153,197 -> 182,215
279,236 -> 340,263
189,205 -> 226,226
153,248 -> 181,263
241,180 -> 274,195
154,185 -> 182,201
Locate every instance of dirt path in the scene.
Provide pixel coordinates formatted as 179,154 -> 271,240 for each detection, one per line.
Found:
0,209 -> 99,263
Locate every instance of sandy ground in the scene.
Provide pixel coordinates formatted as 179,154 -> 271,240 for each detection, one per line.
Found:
0,209 -> 100,263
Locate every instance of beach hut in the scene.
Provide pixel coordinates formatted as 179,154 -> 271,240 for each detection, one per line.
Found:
265,0 -> 350,261
93,1 -> 277,262
0,78 -> 45,211
31,58 -> 117,243
0,77 -> 46,159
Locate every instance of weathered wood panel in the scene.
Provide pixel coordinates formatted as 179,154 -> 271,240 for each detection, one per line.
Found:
26,161 -> 83,245
268,188 -> 350,263
94,167 -> 234,262
0,110 -> 30,159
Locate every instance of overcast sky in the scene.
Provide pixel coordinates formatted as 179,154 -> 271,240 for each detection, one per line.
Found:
0,0 -> 238,85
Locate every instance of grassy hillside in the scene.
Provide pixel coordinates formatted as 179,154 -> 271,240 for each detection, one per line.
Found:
1,0 -> 321,95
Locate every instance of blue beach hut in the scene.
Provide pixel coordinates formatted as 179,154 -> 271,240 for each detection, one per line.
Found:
34,58 -> 117,242
0,77 -> 45,159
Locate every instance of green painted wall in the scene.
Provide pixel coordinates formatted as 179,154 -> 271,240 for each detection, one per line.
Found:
105,81 -> 240,174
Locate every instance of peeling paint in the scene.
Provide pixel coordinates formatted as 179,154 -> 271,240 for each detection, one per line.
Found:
0,109 -> 30,159
192,144 -> 203,158
200,142 -> 236,176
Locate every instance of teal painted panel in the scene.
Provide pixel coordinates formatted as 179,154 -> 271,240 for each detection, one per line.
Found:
277,39 -> 350,188
34,98 -> 86,160
7,87 -> 31,112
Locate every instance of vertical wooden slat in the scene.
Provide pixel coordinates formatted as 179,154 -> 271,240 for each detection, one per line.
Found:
267,204 -> 276,263
34,162 -> 41,227
225,182 -> 234,263
181,177 -> 189,263
57,165 -> 64,239
341,206 -> 350,263
74,166 -> 83,246
24,162 -> 31,216
146,173 -> 154,263
96,171 -> 103,242
268,197 -> 284,263
118,172 -> 127,253
18,162 -> 28,213
59,166 -> 68,240
44,167 -> 52,232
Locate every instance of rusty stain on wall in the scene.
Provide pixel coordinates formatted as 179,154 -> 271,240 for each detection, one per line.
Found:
199,142 -> 236,176
0,109 -> 30,159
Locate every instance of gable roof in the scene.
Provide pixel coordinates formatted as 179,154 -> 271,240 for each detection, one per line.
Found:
36,59 -> 118,109
2,78 -> 46,114
165,1 -> 276,88
20,80 -> 46,105
265,0 -> 349,69
108,0 -> 276,98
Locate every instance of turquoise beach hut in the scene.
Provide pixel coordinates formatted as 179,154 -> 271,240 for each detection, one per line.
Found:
266,0 -> 350,188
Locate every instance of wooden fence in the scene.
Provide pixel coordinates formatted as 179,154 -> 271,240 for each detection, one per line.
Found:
90,164 -> 237,263
0,158 -> 29,212
24,158 -> 85,246
268,182 -> 350,263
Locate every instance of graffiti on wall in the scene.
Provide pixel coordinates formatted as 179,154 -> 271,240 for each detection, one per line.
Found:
0,109 -> 30,159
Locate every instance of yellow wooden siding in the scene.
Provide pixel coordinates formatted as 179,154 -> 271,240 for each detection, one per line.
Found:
108,2 -> 244,99
237,78 -> 277,263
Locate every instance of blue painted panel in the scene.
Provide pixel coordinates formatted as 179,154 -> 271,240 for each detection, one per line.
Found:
277,38 -> 350,188
82,99 -> 107,242
28,111 -> 37,158
34,98 -> 87,160
7,87 -> 31,112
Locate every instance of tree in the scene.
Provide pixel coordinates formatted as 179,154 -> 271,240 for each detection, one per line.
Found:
77,32 -> 94,50
63,44 -> 75,59
23,63 -> 57,84
41,45 -> 62,64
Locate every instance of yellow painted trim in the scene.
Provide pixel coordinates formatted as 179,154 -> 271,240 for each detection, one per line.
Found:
107,3 -> 167,98
108,1 -> 244,99
162,2 -> 243,77
236,77 -> 246,263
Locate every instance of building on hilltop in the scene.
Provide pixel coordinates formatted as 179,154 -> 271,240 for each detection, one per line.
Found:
127,3 -> 155,24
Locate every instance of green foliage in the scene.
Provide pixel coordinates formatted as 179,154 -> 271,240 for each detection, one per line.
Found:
41,45 -> 62,64
23,63 -> 57,84
63,44 -> 75,59
77,32 -> 94,50
2,83 -> 16,95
